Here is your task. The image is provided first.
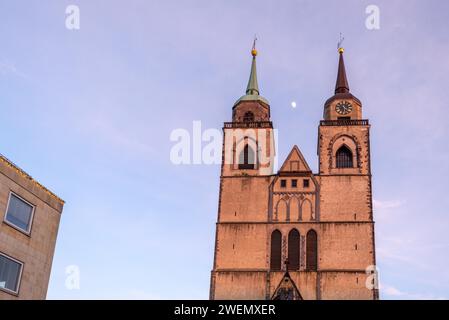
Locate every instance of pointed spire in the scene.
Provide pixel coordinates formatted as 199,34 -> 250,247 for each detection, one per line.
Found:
246,37 -> 259,95
233,38 -> 270,107
335,47 -> 350,94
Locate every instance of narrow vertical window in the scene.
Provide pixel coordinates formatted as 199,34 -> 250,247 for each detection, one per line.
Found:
270,230 -> 282,271
306,230 -> 318,271
336,145 -> 353,168
238,144 -> 255,169
288,229 -> 300,271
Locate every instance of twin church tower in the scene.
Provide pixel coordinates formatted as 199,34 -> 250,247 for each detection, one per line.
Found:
210,45 -> 378,300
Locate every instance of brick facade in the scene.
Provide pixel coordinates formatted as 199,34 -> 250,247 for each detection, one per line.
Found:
210,49 -> 377,300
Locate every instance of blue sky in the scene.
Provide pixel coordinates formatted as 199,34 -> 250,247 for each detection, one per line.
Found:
1,0 -> 449,299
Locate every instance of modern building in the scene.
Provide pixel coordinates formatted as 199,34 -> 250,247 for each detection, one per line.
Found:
210,45 -> 377,300
0,154 -> 64,299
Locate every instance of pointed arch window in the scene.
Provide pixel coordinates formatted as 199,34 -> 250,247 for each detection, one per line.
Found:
243,111 -> 254,122
238,144 -> 255,169
336,145 -> 353,168
270,230 -> 282,271
288,229 -> 300,271
306,230 -> 318,271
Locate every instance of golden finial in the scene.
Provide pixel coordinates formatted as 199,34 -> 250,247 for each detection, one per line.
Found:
251,35 -> 258,57
337,32 -> 345,54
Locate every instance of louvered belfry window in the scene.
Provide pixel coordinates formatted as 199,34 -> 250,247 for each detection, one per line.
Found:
288,229 -> 300,271
336,145 -> 353,168
270,230 -> 282,271
306,230 -> 318,271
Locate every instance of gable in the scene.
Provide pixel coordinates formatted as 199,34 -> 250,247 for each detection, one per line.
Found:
279,145 -> 312,173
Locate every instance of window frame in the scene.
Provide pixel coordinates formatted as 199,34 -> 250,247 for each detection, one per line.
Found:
287,229 -> 300,271
303,179 -> 310,188
3,192 -> 35,236
280,179 -> 287,188
270,230 -> 282,271
306,229 -> 318,271
0,251 -> 24,296
291,179 -> 297,188
238,144 -> 256,170
335,145 -> 354,169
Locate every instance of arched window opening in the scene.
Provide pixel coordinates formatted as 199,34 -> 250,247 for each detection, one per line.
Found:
306,230 -> 318,271
288,229 -> 300,271
238,144 -> 255,169
243,111 -> 254,122
270,230 -> 282,271
336,145 -> 353,168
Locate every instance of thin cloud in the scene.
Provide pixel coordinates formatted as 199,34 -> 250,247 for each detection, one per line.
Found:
0,60 -> 29,79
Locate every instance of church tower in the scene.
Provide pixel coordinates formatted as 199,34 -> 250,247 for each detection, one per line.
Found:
222,44 -> 276,177
210,45 -> 377,300
316,47 -> 377,299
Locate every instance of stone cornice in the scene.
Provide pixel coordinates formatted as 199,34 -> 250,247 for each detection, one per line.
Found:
0,154 -> 64,212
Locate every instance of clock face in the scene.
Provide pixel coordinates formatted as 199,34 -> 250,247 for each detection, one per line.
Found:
335,101 -> 353,115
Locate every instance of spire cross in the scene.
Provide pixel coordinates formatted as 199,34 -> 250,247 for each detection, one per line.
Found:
252,35 -> 258,51
251,35 -> 258,57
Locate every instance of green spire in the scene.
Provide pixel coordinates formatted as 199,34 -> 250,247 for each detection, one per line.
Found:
233,42 -> 269,107
246,54 -> 259,95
